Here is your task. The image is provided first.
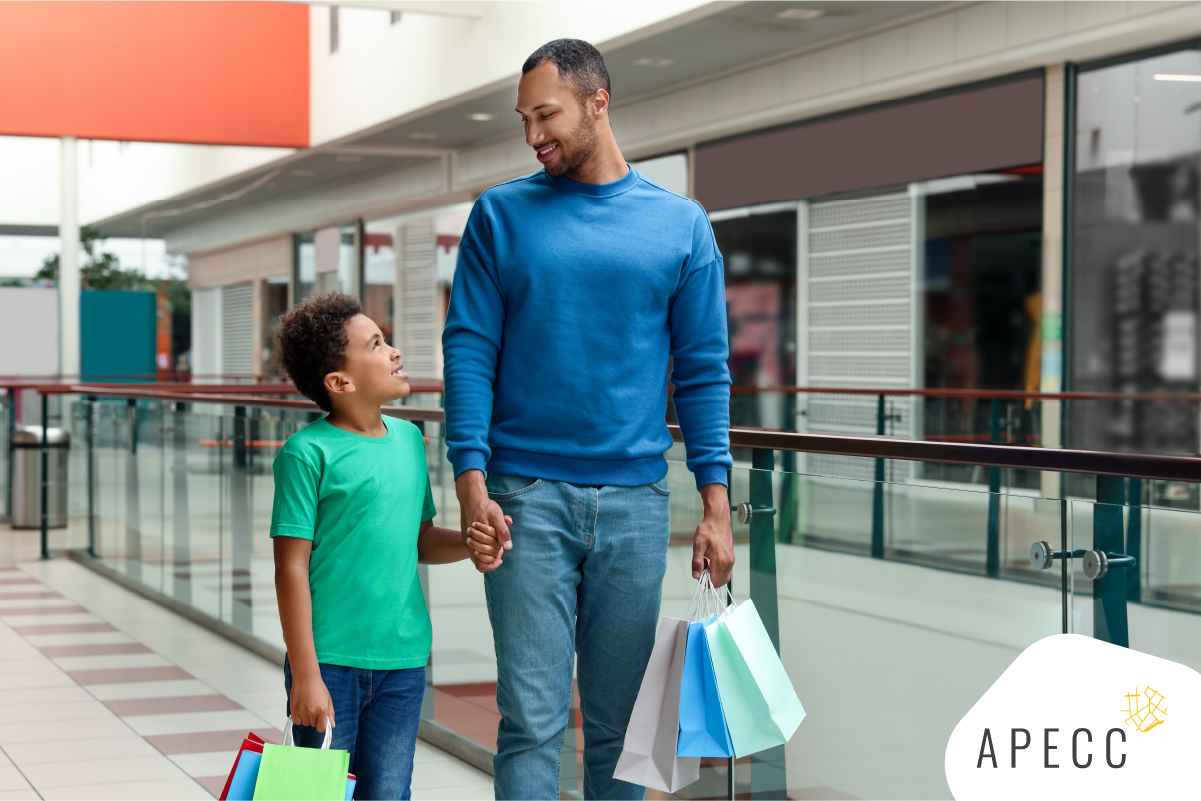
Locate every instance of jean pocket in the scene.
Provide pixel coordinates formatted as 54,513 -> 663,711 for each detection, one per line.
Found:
486,474 -> 543,500
649,478 -> 671,496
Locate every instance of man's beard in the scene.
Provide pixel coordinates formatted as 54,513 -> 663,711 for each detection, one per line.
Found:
545,111 -> 599,178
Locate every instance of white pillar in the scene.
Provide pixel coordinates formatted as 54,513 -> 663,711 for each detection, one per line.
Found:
59,136 -> 80,379
1041,65 -> 1066,498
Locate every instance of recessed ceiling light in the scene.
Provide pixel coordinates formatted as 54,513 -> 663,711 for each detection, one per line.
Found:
776,8 -> 824,20
291,169 -> 315,176
1154,74 -> 1201,82
335,155 -> 361,163
469,113 -> 495,121
409,132 -> 438,140
633,57 -> 674,67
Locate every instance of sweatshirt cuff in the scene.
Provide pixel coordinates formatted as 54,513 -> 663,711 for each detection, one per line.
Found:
693,463 -> 729,490
451,449 -> 488,478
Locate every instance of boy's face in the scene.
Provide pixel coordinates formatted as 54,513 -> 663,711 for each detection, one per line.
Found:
327,314 -> 409,405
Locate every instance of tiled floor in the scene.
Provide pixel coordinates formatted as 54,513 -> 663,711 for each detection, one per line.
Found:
0,550 -> 494,801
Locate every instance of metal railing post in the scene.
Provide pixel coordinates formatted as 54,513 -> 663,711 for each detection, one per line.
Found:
871,393 -> 885,559
1094,474 -> 1129,647
5,388 -> 14,519
1126,477 -> 1142,603
87,396 -> 96,558
986,398 -> 1001,578
40,393 -> 51,559
749,447 -> 786,798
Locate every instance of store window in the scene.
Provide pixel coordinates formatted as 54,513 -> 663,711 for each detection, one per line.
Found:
1073,44 -> 1201,462
261,276 -> 289,375
710,204 -> 797,431
293,223 -> 360,302
362,229 -> 395,344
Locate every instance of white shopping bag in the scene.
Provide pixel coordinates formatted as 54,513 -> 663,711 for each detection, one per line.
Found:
612,616 -> 701,792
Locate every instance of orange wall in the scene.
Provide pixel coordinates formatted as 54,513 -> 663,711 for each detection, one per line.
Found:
0,1 -> 308,147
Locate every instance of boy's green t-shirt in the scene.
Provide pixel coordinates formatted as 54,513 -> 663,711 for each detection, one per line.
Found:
269,416 -> 435,670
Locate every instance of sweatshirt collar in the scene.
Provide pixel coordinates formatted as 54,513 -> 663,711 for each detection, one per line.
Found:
545,165 -> 639,198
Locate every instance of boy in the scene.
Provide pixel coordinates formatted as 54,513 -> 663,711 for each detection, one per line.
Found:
270,292 -> 505,800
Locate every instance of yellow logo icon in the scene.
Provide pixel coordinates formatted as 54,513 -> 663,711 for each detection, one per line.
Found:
1123,686 -> 1167,732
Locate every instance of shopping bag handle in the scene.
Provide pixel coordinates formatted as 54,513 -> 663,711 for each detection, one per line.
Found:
708,579 -> 736,614
688,569 -> 729,621
686,570 -> 712,621
281,716 -> 333,749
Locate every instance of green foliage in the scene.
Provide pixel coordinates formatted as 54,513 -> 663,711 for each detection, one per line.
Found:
36,226 -> 190,314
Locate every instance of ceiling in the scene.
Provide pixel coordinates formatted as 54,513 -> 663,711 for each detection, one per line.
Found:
95,1 -> 946,240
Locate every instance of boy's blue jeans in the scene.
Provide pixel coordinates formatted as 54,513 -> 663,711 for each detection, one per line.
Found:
284,656 -> 425,800
484,473 -> 671,801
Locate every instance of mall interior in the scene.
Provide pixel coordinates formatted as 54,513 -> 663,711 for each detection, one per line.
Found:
4,1 -> 1201,799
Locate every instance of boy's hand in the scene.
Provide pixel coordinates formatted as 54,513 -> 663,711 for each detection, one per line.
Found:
290,673 -> 336,733
463,518 -> 512,573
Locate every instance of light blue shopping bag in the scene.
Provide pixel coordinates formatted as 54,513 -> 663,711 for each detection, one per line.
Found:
705,597 -> 805,757
677,616 -> 734,757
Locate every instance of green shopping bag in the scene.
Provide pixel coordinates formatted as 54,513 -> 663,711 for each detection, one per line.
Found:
252,719 -> 350,801
704,597 -> 805,757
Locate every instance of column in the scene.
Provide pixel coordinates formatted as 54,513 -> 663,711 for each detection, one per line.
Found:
60,137 -> 81,378
1041,65 -> 1066,499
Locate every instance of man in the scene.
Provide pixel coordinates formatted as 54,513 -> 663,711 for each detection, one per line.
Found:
442,38 -> 733,801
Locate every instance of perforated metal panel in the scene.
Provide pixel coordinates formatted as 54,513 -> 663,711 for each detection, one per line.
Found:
221,282 -> 253,376
398,221 -> 440,378
803,187 -> 918,482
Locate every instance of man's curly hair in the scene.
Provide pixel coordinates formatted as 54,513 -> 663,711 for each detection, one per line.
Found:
274,292 -> 363,413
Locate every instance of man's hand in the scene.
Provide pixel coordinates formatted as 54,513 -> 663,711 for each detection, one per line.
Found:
465,519 -> 510,568
457,470 -> 513,573
692,483 -> 734,587
289,672 -> 335,732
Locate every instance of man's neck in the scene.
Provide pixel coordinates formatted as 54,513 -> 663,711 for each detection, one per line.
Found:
564,137 -> 628,185
325,400 -> 388,438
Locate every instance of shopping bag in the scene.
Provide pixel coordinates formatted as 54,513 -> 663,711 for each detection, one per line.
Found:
252,719 -> 352,801
706,597 -> 805,757
612,615 -> 701,792
677,573 -> 734,757
220,733 -> 265,801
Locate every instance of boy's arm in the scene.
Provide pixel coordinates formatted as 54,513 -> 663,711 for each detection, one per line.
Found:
273,536 -> 335,731
417,519 -> 508,565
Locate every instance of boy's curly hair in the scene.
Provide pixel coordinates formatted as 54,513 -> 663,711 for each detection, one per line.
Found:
274,292 -> 363,413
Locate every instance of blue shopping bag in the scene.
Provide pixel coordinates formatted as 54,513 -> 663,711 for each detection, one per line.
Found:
677,616 -> 734,757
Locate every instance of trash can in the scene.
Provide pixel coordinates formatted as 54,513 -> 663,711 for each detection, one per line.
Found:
11,425 -> 69,529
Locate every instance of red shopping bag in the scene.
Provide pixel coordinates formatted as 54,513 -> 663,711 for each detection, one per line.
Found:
219,733 -> 266,801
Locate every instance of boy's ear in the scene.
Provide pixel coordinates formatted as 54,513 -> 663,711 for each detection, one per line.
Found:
324,371 -> 355,397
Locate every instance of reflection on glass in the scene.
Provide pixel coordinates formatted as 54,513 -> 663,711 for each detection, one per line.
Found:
1073,46 -> 1201,472
922,173 -> 1043,487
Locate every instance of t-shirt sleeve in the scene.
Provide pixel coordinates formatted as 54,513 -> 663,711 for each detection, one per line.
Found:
421,476 -> 437,523
270,451 -> 320,540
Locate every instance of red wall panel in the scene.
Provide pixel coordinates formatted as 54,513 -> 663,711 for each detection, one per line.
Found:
0,1 -> 308,147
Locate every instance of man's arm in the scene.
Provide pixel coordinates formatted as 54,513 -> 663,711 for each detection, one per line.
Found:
443,204 -> 515,564
273,537 -> 335,732
670,217 -> 735,586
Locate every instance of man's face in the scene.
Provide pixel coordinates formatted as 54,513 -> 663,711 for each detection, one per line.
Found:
516,62 -> 599,178
332,314 -> 409,403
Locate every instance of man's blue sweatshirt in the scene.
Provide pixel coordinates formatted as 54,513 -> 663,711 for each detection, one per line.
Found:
442,167 -> 732,489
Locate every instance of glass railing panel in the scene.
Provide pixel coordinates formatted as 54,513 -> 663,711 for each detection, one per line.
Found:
750,465 -> 1061,800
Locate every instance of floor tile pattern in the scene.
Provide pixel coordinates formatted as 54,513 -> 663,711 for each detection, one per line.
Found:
0,556 -> 493,800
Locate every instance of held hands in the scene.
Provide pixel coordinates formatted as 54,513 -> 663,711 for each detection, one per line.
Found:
458,469 -> 513,574
692,483 -> 735,587
463,517 -> 512,572
290,673 -> 336,733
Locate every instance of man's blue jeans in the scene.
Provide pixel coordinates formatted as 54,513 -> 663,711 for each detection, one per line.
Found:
284,656 -> 425,800
484,473 -> 671,800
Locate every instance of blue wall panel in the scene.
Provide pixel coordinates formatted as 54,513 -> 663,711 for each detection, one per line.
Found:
80,291 -> 156,381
